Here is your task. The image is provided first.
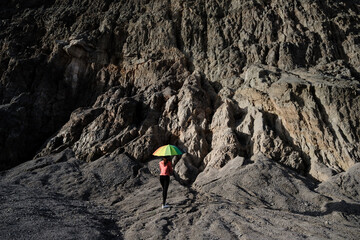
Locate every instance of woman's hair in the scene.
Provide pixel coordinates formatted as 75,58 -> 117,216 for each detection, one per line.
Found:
163,157 -> 168,164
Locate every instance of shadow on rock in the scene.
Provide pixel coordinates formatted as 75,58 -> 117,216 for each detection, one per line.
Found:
301,200 -> 360,217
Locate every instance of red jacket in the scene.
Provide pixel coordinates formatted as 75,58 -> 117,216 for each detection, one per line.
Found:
159,161 -> 173,176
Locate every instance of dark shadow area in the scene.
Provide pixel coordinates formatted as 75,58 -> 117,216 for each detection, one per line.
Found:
300,200 -> 360,217
99,218 -> 124,240
233,107 -> 255,161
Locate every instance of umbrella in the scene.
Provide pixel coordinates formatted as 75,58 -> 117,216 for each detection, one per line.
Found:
153,144 -> 184,156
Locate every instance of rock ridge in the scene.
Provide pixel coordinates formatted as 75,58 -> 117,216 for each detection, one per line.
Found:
1,0 -> 360,239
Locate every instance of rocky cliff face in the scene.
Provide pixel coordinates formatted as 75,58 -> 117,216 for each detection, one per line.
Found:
1,0 -> 360,239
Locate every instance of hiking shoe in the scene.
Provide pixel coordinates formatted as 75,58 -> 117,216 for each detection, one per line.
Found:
162,204 -> 170,209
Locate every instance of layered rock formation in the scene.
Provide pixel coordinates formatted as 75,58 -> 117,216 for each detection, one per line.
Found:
1,0 -> 360,239
2,0 -> 360,172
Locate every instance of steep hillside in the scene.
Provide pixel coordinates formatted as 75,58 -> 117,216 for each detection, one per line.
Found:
1,0 -> 360,239
1,0 -> 359,175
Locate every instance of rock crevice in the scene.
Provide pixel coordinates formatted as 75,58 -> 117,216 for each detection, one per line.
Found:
1,1 -> 360,239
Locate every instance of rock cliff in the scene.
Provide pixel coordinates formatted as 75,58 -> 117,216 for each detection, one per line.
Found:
1,0 -> 360,239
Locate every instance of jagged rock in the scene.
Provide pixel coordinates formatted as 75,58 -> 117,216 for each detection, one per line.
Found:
2,0 -> 360,170
236,65 -> 359,178
123,126 -> 166,163
1,0 -> 360,239
36,107 -> 105,157
204,99 -> 241,168
160,71 -> 213,166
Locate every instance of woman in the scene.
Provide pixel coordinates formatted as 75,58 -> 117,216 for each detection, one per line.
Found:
159,157 -> 173,209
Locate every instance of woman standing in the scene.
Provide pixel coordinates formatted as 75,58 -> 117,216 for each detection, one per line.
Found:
159,157 -> 173,209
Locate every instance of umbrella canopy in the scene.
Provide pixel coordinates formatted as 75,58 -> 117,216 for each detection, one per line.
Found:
153,144 -> 184,156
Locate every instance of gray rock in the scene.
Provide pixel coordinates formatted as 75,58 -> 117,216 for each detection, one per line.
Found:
2,149 -> 141,202
2,151 -> 360,240
174,154 -> 198,184
1,0 -> 360,239
195,154 -> 328,213
234,64 -> 360,179
317,163 -> 360,202
0,183 -> 122,240
147,158 -> 161,176
2,0 -> 359,171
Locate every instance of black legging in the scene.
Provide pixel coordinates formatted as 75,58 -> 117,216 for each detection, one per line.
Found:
160,175 -> 170,205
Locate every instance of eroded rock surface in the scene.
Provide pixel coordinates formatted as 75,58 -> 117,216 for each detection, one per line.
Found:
1,0 -> 360,239
0,183 -> 122,240
1,0 -> 360,172
1,150 -> 360,239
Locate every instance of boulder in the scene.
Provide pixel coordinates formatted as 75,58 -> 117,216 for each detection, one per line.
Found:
174,153 -> 198,184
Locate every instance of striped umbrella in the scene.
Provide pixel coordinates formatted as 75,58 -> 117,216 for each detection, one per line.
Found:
153,144 -> 184,156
